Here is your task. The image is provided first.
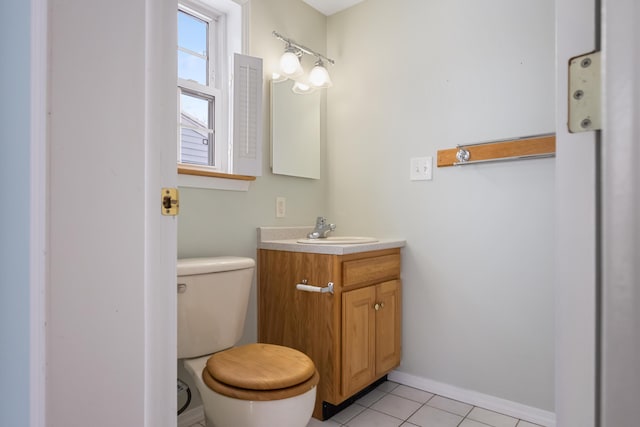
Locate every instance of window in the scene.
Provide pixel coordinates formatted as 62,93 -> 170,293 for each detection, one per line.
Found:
178,3 -> 224,170
177,0 -> 262,179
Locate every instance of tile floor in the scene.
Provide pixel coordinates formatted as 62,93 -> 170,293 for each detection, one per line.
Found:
188,381 -> 544,427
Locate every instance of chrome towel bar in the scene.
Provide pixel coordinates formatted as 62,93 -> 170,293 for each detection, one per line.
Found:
296,280 -> 334,294
453,152 -> 555,166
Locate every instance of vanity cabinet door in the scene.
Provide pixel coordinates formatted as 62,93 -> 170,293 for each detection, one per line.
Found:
342,285 -> 376,397
375,280 -> 402,376
341,279 -> 401,398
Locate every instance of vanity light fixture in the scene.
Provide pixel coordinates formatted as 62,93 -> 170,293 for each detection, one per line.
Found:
272,31 -> 335,92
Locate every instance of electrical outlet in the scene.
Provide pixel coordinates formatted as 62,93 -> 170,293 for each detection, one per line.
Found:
410,156 -> 433,181
276,197 -> 286,218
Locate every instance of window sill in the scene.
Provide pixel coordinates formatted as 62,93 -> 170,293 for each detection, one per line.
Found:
177,164 -> 255,191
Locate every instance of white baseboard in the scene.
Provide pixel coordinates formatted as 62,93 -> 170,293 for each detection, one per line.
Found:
178,405 -> 204,427
387,370 -> 556,427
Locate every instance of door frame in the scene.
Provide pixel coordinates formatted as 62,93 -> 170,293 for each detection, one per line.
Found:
30,0 -> 47,425
600,0 -> 640,424
555,0 -> 599,425
557,0 -> 640,425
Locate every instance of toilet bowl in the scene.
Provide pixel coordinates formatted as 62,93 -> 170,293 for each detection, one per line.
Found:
183,343 -> 318,427
177,257 -> 318,427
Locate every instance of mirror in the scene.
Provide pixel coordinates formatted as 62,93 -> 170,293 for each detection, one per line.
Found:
271,79 -> 320,179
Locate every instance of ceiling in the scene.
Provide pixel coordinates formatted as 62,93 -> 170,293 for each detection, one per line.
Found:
302,0 -> 365,16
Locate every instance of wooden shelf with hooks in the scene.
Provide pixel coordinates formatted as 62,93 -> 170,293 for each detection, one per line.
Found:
437,134 -> 556,167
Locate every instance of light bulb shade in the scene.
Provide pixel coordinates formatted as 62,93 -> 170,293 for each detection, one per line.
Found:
292,81 -> 316,94
309,61 -> 332,88
279,50 -> 303,78
271,72 -> 288,83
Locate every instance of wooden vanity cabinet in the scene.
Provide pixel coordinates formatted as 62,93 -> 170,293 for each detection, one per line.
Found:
258,248 -> 402,420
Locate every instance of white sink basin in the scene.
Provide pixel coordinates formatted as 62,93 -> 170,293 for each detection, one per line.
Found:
296,236 -> 378,245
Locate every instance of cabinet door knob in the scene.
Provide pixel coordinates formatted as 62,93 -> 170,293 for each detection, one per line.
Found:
373,302 -> 385,311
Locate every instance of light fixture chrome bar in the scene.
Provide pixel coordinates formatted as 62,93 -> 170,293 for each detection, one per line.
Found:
272,31 -> 335,65
455,132 -> 555,149
453,152 -> 555,166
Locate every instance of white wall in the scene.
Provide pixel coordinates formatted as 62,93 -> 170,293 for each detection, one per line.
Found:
327,0 -> 555,411
0,1 -> 32,426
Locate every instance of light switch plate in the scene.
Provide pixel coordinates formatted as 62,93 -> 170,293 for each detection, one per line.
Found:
410,157 -> 433,181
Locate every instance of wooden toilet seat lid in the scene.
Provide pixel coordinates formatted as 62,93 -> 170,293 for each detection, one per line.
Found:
205,343 -> 316,391
202,366 -> 319,401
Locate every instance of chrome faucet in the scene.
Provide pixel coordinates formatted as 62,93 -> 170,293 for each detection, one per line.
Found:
307,216 -> 336,239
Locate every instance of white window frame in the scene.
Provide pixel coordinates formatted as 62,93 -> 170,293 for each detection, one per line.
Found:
178,0 -> 242,175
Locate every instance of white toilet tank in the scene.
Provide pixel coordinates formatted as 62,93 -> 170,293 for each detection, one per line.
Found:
177,257 -> 255,359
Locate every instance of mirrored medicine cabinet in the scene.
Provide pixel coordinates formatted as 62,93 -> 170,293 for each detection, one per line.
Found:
270,79 -> 320,179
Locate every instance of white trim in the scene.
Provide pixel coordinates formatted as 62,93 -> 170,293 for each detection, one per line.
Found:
239,0 -> 250,54
388,371 -> 556,427
30,0 -> 47,426
600,0 -> 640,423
179,78 -> 220,98
178,405 -> 205,427
554,0 -> 598,425
143,1 -> 179,425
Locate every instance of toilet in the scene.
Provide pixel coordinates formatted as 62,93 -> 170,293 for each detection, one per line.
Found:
177,257 -> 318,427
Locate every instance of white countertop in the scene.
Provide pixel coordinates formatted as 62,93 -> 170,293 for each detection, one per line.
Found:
257,226 -> 406,255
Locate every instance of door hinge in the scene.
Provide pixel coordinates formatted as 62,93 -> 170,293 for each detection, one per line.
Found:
568,51 -> 601,133
161,188 -> 179,216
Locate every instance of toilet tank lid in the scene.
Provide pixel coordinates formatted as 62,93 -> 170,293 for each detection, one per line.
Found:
177,256 -> 255,276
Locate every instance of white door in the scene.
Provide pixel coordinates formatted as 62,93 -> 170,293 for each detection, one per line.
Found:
46,1 -> 177,426
557,0 -> 640,425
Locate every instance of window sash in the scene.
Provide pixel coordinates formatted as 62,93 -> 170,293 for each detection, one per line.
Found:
178,86 -> 221,168
178,4 -> 220,88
